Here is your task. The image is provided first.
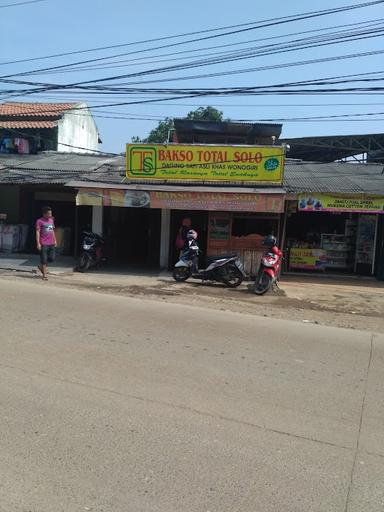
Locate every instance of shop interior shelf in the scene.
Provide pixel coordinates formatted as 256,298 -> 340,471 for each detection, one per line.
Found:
322,241 -> 355,245
325,264 -> 354,269
323,247 -> 352,251
321,233 -> 355,238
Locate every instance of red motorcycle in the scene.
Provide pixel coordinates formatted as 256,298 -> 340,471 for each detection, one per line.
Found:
254,235 -> 283,295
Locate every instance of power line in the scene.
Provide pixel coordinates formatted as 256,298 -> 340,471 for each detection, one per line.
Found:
17,18 -> 384,75
6,86 -> 384,107
3,40 -> 384,103
12,98 -> 384,107
0,0 -> 46,8
106,49 -> 384,88
0,14 -> 312,66
3,111 -> 384,122
6,47 -> 384,95
2,71 -> 384,124
3,0 -> 383,83
2,0 -> 382,70
18,26 -> 384,88
4,29 -> 384,103
95,29 -> 384,89
3,85 -> 384,116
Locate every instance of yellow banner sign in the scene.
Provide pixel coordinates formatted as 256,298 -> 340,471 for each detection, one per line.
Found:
299,193 -> 384,213
126,144 -> 284,183
290,248 -> 327,270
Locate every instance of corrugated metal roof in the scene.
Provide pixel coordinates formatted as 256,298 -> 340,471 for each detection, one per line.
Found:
174,119 -> 282,144
66,180 -> 285,194
282,133 -> 384,162
0,153 -> 383,195
284,160 -> 384,194
0,120 -> 58,129
0,153 -> 118,185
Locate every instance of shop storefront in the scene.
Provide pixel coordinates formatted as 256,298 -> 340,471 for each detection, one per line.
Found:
152,190 -> 284,274
72,142 -> 287,271
0,184 -> 80,256
285,193 -> 383,276
75,186 -> 285,273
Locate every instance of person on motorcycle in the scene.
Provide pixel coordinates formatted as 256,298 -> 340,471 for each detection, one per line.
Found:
187,229 -> 198,241
181,229 -> 198,261
175,217 -> 192,251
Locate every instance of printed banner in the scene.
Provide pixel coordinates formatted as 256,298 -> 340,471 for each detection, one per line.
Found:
76,188 -> 285,212
126,144 -> 285,184
298,193 -> 384,213
76,189 -> 150,207
150,191 -> 285,212
289,248 -> 328,270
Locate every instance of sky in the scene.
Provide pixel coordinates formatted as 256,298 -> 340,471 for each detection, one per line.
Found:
1,0 -> 384,153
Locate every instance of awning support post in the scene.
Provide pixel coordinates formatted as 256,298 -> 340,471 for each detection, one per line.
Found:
160,209 -> 171,269
92,205 -> 103,235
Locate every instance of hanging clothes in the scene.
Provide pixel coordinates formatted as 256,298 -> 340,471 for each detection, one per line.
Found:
18,138 -> 29,154
0,138 -> 14,154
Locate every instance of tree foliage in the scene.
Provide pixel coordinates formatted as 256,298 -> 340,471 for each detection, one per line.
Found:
186,106 -> 224,122
132,107 -> 227,143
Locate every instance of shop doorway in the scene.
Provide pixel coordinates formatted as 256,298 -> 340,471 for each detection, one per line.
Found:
286,211 -> 378,276
170,211 -> 209,265
207,212 -> 281,276
103,207 -> 161,267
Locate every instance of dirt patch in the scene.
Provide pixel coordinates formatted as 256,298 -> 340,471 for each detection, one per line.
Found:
1,270 -> 383,333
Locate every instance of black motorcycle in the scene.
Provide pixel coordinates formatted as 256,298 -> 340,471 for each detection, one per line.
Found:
76,231 -> 105,272
172,239 -> 245,287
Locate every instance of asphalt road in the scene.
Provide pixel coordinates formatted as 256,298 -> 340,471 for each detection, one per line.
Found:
0,276 -> 383,512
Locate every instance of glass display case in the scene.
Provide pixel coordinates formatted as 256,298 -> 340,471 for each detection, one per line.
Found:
321,234 -> 356,269
355,215 -> 377,275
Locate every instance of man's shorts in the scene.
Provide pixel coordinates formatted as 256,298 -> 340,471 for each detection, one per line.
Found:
40,245 -> 55,265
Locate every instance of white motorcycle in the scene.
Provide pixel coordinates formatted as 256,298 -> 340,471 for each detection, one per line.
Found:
173,237 -> 245,288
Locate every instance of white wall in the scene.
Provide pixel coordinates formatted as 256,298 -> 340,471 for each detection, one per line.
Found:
57,103 -> 99,153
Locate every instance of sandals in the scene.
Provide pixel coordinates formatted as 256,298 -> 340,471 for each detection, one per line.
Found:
38,265 -> 48,280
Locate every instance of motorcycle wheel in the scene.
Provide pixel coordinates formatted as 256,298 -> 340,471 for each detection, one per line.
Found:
223,264 -> 243,288
172,267 -> 192,282
77,253 -> 92,273
254,273 -> 272,295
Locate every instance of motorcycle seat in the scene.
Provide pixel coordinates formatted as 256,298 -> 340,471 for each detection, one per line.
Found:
206,254 -> 237,264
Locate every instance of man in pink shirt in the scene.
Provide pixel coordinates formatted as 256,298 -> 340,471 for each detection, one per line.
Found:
35,206 -> 57,280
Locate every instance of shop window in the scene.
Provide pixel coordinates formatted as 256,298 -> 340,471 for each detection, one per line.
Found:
232,216 -> 277,238
285,212 -> 373,274
231,215 -> 279,251
209,216 -> 230,240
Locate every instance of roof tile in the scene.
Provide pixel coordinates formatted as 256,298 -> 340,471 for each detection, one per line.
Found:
0,102 -> 79,117
0,120 -> 58,129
